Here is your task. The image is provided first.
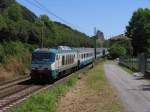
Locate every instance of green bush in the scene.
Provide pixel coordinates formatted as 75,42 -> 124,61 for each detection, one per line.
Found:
109,43 -> 127,59
0,41 -> 32,76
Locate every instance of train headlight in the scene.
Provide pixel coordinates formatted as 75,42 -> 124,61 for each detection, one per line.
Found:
32,67 -> 37,70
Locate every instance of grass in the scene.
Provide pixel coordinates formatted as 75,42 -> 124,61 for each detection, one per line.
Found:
86,62 -> 123,112
10,62 -> 123,112
10,74 -> 78,112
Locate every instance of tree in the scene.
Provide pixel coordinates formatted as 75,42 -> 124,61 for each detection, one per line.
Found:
126,8 -> 150,55
109,43 -> 127,59
0,14 -> 8,41
0,14 -> 7,30
0,0 -> 94,48
17,20 -> 30,42
0,0 -> 15,12
5,4 -> 22,21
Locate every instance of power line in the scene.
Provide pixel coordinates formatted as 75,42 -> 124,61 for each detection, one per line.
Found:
34,0 -> 74,25
25,0 -> 78,29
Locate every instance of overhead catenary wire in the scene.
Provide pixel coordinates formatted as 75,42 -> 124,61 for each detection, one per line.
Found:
23,0 -> 79,30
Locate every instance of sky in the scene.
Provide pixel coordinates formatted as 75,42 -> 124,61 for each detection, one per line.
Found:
16,0 -> 150,38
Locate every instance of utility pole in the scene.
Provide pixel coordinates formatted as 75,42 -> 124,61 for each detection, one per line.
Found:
41,26 -> 43,48
94,27 -> 97,59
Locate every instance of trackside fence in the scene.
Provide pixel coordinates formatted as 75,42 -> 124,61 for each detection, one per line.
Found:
119,53 -> 150,76
119,56 -> 139,71
146,57 -> 150,73
119,54 -> 150,76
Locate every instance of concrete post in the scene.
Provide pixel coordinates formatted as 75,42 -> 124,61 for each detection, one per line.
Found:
138,53 -> 146,75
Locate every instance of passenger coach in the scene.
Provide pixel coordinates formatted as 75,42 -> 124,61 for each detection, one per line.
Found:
30,46 -> 106,81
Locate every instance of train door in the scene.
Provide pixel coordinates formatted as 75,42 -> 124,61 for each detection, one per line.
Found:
57,54 -> 61,70
55,55 -> 59,69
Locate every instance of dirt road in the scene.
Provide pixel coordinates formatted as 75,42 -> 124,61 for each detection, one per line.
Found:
104,64 -> 150,112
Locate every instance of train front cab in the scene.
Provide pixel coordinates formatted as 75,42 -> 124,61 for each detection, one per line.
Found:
30,50 -> 56,81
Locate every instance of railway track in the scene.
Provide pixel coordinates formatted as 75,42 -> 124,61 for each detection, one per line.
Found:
0,64 -> 93,112
0,76 -> 30,91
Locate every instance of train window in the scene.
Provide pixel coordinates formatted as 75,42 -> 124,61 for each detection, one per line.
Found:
70,55 -> 72,64
69,55 -> 72,64
71,55 -> 72,63
68,55 -> 69,64
71,55 -> 74,63
72,55 -> 74,63
62,56 -> 65,65
65,55 -> 68,65
67,55 -> 69,64
66,55 -> 68,64
69,55 -> 70,64
66,55 -> 68,65
72,55 -> 73,62
68,55 -> 71,64
56,55 -> 58,60
71,55 -> 72,64
65,55 -> 67,65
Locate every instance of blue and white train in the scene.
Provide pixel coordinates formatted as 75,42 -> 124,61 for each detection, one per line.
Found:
30,46 -> 107,81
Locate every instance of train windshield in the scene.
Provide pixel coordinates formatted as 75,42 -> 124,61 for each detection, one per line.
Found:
32,52 -> 55,62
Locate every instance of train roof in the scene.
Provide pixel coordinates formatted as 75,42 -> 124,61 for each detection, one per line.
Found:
33,47 -> 108,54
33,46 -> 76,54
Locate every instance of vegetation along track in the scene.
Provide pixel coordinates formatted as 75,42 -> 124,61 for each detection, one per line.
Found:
0,64 -> 93,112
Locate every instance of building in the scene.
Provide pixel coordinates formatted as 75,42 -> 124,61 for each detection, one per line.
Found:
97,30 -> 105,47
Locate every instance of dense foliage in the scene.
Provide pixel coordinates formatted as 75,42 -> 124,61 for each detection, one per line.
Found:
103,40 -> 109,48
126,8 -> 150,55
0,0 -> 94,48
109,43 -> 127,59
108,35 -> 131,59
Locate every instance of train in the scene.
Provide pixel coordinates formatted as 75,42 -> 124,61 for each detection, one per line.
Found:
30,46 -> 107,81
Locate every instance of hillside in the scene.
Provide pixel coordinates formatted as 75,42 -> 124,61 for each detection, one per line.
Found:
0,0 -> 94,47
0,0 -> 94,81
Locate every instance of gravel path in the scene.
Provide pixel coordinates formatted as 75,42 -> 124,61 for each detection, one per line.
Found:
104,64 -> 150,112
